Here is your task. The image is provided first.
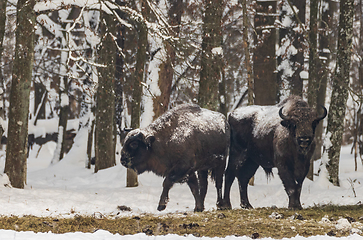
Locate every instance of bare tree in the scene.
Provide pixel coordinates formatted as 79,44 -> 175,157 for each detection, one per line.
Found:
95,9 -> 117,172
153,0 -> 183,118
253,0 -> 278,105
127,0 -> 150,187
325,0 -> 354,186
5,0 -> 36,188
198,0 -> 224,112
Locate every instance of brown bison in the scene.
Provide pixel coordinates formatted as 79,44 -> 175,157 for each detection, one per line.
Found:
220,95 -> 327,210
121,104 -> 230,212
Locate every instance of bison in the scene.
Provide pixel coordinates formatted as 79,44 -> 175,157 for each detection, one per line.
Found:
121,104 -> 230,212
220,95 -> 327,210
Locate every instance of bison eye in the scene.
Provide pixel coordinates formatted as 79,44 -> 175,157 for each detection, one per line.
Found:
129,141 -> 139,150
281,120 -> 296,130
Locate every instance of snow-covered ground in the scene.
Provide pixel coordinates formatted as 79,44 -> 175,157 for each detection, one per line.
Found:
0,141 -> 362,239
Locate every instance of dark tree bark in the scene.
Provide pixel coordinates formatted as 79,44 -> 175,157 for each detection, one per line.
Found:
58,76 -> 69,161
326,0 -> 354,186
289,0 -> 305,96
153,0 -> 182,119
33,83 -> 46,122
242,0 -> 253,106
253,0 -> 278,105
0,0 -> 7,139
5,0 -> 36,188
127,0 -> 149,187
198,0 -> 224,112
95,11 -> 117,173
312,1 -> 332,162
0,0 -> 5,61
306,0 -> 319,180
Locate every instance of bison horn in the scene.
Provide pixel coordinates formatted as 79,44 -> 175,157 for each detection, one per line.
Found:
279,107 -> 291,121
124,128 -> 134,132
315,105 -> 327,122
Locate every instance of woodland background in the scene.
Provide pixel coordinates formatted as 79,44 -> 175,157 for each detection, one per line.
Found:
0,0 -> 360,190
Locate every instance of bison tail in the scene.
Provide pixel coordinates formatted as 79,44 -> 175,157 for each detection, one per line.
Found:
264,168 -> 274,181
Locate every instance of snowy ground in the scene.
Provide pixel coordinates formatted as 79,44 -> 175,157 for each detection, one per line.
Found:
0,142 -> 362,239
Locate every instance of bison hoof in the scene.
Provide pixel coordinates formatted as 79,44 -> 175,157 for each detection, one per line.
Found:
217,202 -> 232,210
194,207 -> 204,212
240,203 -> 253,209
288,205 -> 302,210
157,204 -> 166,211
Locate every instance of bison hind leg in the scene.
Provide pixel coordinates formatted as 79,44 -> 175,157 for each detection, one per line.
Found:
197,170 -> 208,204
187,172 -> 204,212
236,159 -> 259,209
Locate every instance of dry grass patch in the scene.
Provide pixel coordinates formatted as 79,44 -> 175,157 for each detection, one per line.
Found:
0,205 -> 362,238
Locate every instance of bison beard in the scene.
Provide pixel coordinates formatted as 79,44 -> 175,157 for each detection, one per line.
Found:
220,95 -> 327,210
120,104 -> 230,212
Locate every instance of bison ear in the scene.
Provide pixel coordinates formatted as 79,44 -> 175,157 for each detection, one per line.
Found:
146,135 -> 156,149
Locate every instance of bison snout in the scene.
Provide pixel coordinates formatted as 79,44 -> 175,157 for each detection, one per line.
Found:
297,136 -> 312,148
120,154 -> 131,168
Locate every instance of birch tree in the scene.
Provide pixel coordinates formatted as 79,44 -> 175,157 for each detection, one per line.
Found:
325,0 -> 354,186
5,0 -> 36,188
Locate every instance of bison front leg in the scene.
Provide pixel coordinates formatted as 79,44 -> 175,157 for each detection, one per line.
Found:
277,167 -> 303,210
187,172 -> 204,212
158,177 -> 175,211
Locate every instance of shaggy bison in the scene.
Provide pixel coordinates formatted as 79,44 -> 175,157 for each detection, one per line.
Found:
121,104 -> 230,212
221,95 -> 327,210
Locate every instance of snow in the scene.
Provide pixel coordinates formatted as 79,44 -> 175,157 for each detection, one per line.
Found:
0,128 -> 362,239
230,105 -> 281,138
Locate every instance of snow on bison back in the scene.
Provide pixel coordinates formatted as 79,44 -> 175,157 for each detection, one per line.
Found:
121,103 -> 230,212
221,95 -> 327,210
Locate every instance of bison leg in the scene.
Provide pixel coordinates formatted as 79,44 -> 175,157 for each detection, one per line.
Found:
236,159 -> 259,209
277,167 -> 303,209
158,177 -> 175,211
198,170 -> 208,205
212,164 -> 225,210
220,151 -> 240,210
187,172 -> 204,212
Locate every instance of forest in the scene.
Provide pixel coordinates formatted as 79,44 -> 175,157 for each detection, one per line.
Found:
0,0 -> 360,189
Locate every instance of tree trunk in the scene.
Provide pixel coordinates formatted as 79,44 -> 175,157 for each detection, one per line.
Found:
242,0 -> 253,106
0,0 -> 6,61
5,0 -> 36,188
306,0 -> 319,180
198,0 -> 224,112
325,0 -> 354,186
153,0 -> 182,119
0,0 -> 6,140
95,10 -> 116,173
253,0 -> 277,105
312,2 -> 332,162
127,0 -> 149,187
290,0 -> 305,96
58,77 -> 69,160
34,83 -> 46,120
115,0 -> 125,138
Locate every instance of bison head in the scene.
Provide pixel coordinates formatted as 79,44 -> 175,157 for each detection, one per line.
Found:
120,130 -> 155,174
279,105 -> 327,153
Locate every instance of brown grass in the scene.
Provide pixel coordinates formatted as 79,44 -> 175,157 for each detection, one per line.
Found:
0,205 -> 362,238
